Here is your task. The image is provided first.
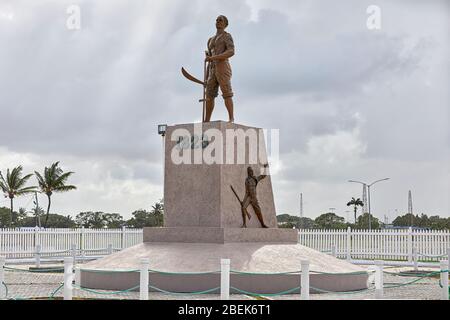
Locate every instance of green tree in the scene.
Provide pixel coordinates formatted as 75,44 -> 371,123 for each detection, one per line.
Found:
314,212 -> 347,229
19,213 -> 76,228
34,162 -> 76,228
0,206 -> 12,227
277,214 -> 317,229
0,166 -> 36,227
346,197 -> 364,223
75,211 -> 124,229
126,200 -> 164,228
356,212 -> 380,229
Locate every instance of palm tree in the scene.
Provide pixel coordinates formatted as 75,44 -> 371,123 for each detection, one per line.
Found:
346,197 -> 364,224
34,162 -> 76,228
0,166 -> 36,227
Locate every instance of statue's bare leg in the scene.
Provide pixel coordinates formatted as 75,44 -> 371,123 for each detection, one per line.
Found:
224,97 -> 234,123
251,201 -> 268,228
204,99 -> 215,122
241,196 -> 251,227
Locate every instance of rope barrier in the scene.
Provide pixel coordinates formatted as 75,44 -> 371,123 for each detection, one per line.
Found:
310,270 -> 373,275
229,286 -> 301,296
417,252 -> 448,258
4,266 -> 64,273
49,283 -> 64,299
383,271 -> 442,289
309,285 -> 376,295
148,285 -> 220,295
149,269 -> 220,275
79,268 -> 139,273
230,270 -> 300,275
73,284 -> 140,295
2,281 -> 8,299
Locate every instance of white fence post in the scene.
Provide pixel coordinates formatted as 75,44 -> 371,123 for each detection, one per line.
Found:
346,227 -> 351,261
107,244 -> 113,255
413,247 -> 418,271
374,260 -> 384,299
407,227 -> 413,263
35,244 -> 41,268
64,257 -> 74,300
331,244 -> 337,258
140,258 -> 149,300
80,227 -> 85,261
34,226 -> 39,248
440,260 -> 449,301
220,259 -> 230,300
301,260 -> 310,300
0,256 -> 5,299
71,244 -> 77,265
121,226 -> 126,249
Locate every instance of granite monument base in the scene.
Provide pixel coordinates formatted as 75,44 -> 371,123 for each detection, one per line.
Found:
79,241 -> 369,294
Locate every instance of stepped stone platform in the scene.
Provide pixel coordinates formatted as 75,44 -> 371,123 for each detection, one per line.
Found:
79,122 -> 369,294
80,229 -> 369,294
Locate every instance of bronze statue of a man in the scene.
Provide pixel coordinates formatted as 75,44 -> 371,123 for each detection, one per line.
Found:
241,164 -> 269,228
204,15 -> 235,123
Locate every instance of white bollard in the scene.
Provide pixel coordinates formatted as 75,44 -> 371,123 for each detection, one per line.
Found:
71,244 -> 77,265
413,247 -> 418,271
220,259 -> 230,300
74,266 -> 81,287
140,258 -> 149,300
346,227 -> 351,261
374,260 -> 384,299
0,256 -> 5,299
107,244 -> 113,255
64,257 -> 74,300
35,244 -> 41,268
331,244 -> 337,258
440,260 -> 449,301
301,260 -> 310,300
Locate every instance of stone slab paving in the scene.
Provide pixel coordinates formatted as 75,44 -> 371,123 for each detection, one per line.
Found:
1,264 -> 446,300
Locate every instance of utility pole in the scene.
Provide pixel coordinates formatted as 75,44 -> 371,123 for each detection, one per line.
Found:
299,193 -> 303,229
408,190 -> 413,227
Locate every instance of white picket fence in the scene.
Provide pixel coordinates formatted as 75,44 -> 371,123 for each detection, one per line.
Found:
299,227 -> 450,265
0,227 -> 143,261
1,227 -> 449,266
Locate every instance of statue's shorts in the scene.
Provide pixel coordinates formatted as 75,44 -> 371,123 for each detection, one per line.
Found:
206,60 -> 233,99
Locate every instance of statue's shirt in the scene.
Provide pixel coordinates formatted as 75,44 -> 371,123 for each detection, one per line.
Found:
245,176 -> 259,198
207,32 -> 234,60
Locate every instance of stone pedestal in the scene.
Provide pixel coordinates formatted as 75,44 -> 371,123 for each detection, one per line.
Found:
153,120 -> 297,243
164,121 -> 277,229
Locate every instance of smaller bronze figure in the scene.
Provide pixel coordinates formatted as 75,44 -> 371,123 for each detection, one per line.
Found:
231,164 -> 269,228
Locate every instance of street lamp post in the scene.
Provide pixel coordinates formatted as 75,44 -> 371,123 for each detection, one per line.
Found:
157,124 -> 167,191
348,178 -> 390,230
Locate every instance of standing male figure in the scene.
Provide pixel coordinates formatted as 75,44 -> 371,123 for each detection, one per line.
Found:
205,15 -> 235,123
241,164 -> 269,228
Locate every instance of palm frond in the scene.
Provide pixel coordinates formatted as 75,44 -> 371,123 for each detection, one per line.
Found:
14,173 -> 34,189
54,185 -> 77,193
54,171 -> 75,187
15,186 -> 37,195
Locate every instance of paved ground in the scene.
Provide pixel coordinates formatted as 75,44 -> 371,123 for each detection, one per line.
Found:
1,264 -> 446,300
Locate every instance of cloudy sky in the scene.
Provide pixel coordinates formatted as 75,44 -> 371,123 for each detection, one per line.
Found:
0,0 -> 448,222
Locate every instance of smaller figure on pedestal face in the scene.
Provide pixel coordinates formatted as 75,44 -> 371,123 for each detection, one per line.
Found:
239,164 -> 269,228
204,15 -> 235,123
